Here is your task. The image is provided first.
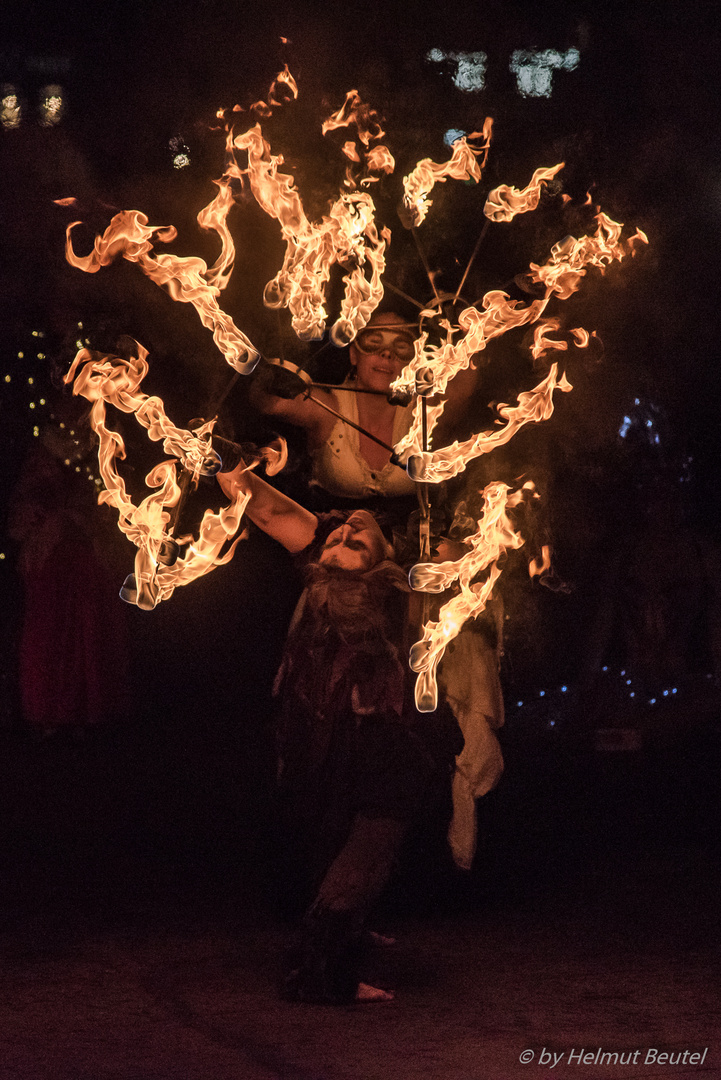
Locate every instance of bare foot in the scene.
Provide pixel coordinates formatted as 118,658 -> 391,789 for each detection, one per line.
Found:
368,930 -> 396,948
355,982 -> 395,1003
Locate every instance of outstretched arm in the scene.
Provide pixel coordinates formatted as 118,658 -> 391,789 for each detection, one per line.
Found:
217,463 -> 318,554
249,363 -> 336,449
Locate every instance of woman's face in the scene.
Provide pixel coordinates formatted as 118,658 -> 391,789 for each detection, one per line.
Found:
350,313 -> 416,393
318,510 -> 391,572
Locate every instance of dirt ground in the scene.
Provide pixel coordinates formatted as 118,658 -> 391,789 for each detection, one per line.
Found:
0,711 -> 718,1080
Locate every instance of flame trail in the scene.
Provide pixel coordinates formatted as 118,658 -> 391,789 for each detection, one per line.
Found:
65,345 -> 249,610
233,123 -> 390,345
401,120 -> 493,229
391,211 -> 647,486
484,163 -> 564,223
60,65 -> 648,699
408,482 -> 529,711
65,205 -> 260,375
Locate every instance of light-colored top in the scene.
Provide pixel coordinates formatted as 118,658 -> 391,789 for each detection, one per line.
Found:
310,381 -> 417,498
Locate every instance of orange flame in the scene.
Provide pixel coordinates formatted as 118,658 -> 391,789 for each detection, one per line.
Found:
391,209 -> 642,478
529,544 -> 552,578
64,345 -> 250,610
484,163 -> 564,223
65,202 -> 259,375
527,211 -> 635,299
403,363 -> 573,484
401,121 -> 493,229
530,318 -> 568,359
321,89 -> 385,146
409,482 -> 529,711
60,66 -> 648,703
366,145 -> 395,175
233,123 -> 389,344
268,64 -> 299,107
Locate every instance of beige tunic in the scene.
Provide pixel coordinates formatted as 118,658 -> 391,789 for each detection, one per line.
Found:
311,381 -> 417,498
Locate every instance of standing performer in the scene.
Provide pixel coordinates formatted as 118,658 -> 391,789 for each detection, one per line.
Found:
218,463 -> 463,1004
249,310 -> 479,508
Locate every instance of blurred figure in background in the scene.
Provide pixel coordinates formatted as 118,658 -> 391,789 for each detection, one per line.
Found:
9,399 -> 129,736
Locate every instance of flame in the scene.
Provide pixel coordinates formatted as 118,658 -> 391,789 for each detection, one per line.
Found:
529,544 -> 552,578
408,482 -> 528,710
64,344 -> 250,610
402,363 -> 573,484
484,163 -> 564,223
233,123 -> 389,345
527,211 -> 633,300
342,141 -> 361,162
400,123 -> 493,230
391,208 -> 641,479
65,203 -> 260,375
60,66 -> 648,706
366,145 -> 395,175
530,318 -> 568,360
268,64 -> 299,106
321,89 -> 385,146
246,65 -> 299,119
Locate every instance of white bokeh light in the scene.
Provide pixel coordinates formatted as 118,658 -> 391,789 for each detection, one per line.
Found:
427,50 -> 488,92
509,48 -> 580,98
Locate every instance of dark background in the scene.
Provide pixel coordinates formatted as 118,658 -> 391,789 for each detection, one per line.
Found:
0,0 -> 719,915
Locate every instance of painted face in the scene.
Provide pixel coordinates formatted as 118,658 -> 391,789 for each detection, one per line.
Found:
318,510 -> 391,572
350,314 -> 417,391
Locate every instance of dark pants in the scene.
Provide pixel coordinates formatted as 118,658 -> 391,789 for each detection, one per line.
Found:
278,705 -> 462,1003
283,814 -> 406,1004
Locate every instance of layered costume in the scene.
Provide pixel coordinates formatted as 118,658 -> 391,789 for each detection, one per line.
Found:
310,380 -> 416,500
274,515 -> 462,1003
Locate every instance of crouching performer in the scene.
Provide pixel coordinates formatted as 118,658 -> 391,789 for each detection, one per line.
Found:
218,462 -> 463,1004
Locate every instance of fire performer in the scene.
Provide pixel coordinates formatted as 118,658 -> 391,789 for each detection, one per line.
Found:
217,461 -> 464,1004
249,310 -> 479,512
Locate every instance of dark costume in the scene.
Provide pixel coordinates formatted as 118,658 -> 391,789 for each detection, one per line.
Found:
274,515 -> 462,1003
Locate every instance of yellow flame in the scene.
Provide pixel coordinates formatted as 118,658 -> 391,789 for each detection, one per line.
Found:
484,163 -> 564,223
401,120 -> 492,229
409,482 -> 528,710
64,345 -> 249,610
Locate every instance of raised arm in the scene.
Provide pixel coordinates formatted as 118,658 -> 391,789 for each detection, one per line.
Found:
249,363 -> 336,449
218,463 -> 319,554
431,359 -> 481,445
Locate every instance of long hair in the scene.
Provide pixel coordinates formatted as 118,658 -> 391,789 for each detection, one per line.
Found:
274,557 -> 411,731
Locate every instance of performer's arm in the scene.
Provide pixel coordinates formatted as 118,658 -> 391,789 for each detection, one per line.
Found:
249,365 -> 335,446
217,463 -> 318,553
432,361 -> 481,443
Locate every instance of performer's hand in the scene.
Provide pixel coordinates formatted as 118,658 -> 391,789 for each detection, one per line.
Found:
253,357 -> 307,400
217,461 -> 251,499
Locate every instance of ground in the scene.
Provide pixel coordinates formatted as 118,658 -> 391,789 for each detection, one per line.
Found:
0,705 -> 718,1080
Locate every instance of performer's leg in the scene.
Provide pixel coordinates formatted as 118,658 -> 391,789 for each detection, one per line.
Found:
283,815 -> 406,1003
